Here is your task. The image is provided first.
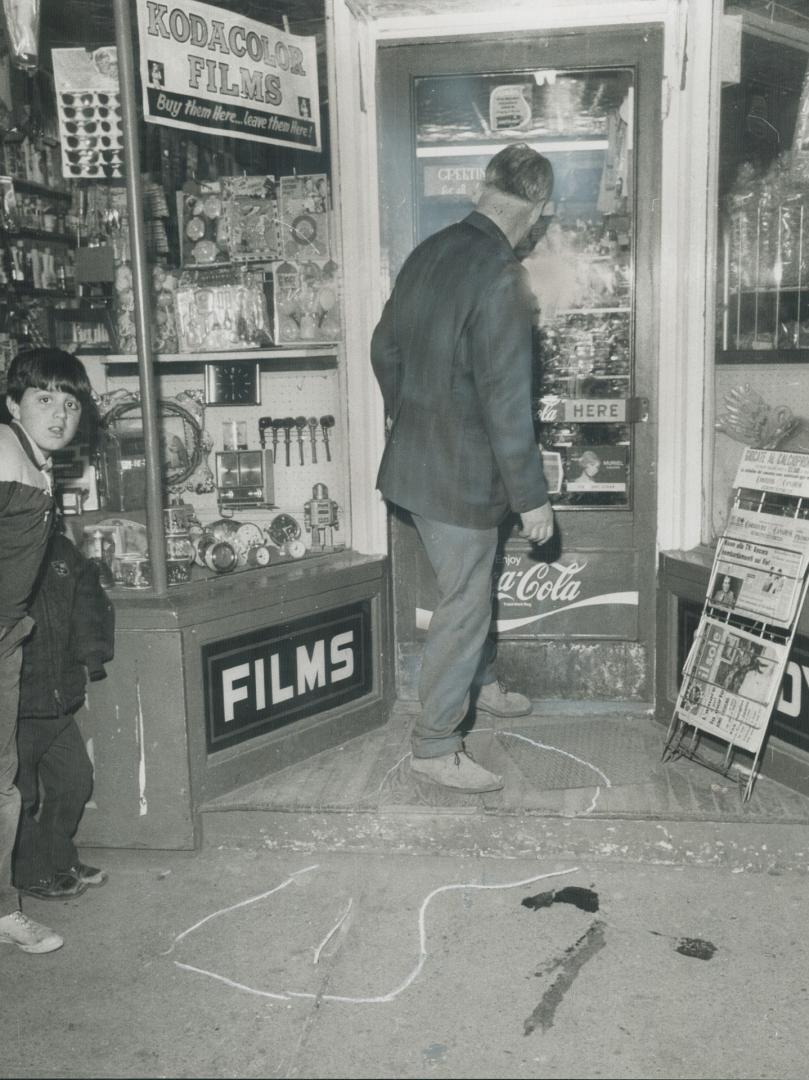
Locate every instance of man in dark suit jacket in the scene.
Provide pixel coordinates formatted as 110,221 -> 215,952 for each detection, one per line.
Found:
372,143 -> 554,794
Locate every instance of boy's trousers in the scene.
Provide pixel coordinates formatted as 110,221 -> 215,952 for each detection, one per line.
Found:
13,711 -> 93,888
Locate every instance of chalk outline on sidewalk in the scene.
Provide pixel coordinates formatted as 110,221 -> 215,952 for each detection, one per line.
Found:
171,865 -> 579,1004
379,729 -> 612,815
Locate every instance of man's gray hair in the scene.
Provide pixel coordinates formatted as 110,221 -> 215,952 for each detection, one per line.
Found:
485,143 -> 554,204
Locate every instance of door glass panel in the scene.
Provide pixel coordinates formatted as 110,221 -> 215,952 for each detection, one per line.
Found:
413,68 -> 635,508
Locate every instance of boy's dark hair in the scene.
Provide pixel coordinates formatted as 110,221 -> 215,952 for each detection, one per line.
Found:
5,348 -> 93,405
485,143 -> 554,204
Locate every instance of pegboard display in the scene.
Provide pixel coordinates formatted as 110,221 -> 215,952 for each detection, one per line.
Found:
95,360 -> 349,555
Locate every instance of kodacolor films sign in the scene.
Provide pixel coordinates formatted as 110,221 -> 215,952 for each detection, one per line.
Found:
137,0 -> 320,150
203,602 -> 373,752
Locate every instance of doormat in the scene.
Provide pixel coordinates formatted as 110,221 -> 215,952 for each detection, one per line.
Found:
492,716 -> 659,791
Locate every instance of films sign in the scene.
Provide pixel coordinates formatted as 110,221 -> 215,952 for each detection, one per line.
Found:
137,0 -> 320,150
203,602 -> 372,751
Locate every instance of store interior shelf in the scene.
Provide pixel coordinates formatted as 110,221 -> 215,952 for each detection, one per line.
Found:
87,346 -> 340,364
727,286 -> 809,295
557,306 -> 630,315
8,178 -> 72,200
1,284 -> 73,300
717,348 -> 809,365
3,227 -> 77,243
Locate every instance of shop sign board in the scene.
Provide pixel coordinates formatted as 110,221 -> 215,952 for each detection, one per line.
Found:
422,164 -> 484,199
203,601 -> 372,752
776,638 -> 809,752
415,551 -> 638,640
137,0 -> 320,150
538,397 -> 629,423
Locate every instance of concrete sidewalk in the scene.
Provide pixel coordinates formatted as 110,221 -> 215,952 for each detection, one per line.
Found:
5,705 -> 809,1079
3,845 -> 807,1079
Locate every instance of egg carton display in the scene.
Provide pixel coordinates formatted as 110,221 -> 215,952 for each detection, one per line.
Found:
278,174 -> 331,259
265,259 -> 341,344
174,265 -> 273,352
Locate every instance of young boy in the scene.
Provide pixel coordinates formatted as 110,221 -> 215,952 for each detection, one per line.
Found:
14,526 -> 114,900
0,348 -> 93,954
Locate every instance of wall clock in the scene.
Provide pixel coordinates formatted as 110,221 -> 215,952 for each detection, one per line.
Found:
204,361 -> 261,406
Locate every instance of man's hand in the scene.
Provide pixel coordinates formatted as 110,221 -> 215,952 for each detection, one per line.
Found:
519,502 -> 554,545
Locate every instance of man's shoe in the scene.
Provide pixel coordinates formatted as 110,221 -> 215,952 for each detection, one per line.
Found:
475,680 -> 532,718
19,873 -> 88,901
0,911 -> 63,953
411,749 -> 504,793
65,862 -> 108,887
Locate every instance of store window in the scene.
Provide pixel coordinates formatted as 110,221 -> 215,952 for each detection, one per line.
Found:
0,0 -> 346,590
714,1 -> 809,537
413,68 -> 636,509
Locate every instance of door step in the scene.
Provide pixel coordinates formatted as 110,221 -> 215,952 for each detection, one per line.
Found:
199,705 -> 809,869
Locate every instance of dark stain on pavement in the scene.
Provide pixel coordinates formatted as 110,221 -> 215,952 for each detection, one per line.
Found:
674,937 -> 716,960
524,919 -> 607,1035
650,930 -> 718,960
522,885 -> 599,913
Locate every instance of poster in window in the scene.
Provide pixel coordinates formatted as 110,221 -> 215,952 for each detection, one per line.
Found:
136,0 -> 321,151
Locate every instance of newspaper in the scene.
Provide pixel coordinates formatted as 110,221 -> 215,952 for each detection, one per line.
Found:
676,617 -> 789,754
726,504 -> 809,566
708,534 -> 805,626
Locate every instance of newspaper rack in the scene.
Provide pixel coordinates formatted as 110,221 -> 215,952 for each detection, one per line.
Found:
664,448 -> 809,800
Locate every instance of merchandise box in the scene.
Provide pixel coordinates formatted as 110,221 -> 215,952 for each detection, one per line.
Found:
278,174 -> 331,259
223,176 -> 282,263
178,182 -> 228,267
174,265 -> 273,352
263,258 -> 341,344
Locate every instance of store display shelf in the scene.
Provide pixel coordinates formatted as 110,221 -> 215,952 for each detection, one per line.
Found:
9,179 -> 72,200
416,138 -> 609,157
727,286 -> 809,295
1,284 -> 74,300
93,346 -> 340,364
718,348 -> 809,365
557,305 -> 630,315
4,227 -> 77,243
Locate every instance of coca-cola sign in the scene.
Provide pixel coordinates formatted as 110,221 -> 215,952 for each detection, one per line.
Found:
414,550 -> 638,639
492,550 -> 637,638
497,557 -> 585,606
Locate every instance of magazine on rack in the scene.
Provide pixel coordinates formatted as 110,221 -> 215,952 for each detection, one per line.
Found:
676,616 -> 790,754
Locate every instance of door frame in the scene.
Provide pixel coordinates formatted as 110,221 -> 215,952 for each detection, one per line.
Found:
375,26 -> 663,700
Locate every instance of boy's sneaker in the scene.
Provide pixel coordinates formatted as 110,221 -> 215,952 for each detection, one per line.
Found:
0,911 -> 63,953
65,862 -> 108,887
410,749 -> 504,793
475,680 -> 532,718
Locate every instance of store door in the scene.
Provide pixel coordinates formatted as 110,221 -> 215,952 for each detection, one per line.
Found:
377,26 -> 662,702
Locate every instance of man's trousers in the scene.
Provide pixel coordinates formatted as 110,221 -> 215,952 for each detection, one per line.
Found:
410,513 -> 499,759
